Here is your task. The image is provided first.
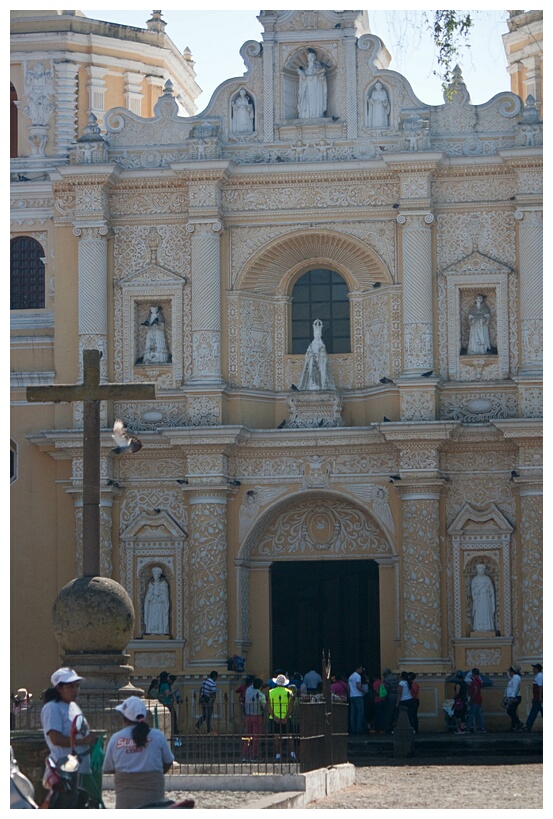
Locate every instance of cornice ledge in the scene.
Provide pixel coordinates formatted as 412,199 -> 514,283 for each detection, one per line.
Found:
51,164 -> 122,186
377,421 -> 459,442
491,419 -> 543,439
170,160 -> 236,180
382,153 -> 445,172
160,425 -> 251,448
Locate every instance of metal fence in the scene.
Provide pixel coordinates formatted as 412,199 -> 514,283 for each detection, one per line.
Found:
11,691 -> 349,775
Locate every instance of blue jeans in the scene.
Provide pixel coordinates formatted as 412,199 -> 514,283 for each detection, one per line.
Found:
349,697 -> 364,733
466,703 -> 485,731
525,701 -> 543,731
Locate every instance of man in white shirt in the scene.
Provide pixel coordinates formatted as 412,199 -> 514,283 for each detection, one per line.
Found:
348,665 -> 365,734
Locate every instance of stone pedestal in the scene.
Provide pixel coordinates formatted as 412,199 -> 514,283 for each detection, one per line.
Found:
287,390 -> 343,428
453,636 -> 513,673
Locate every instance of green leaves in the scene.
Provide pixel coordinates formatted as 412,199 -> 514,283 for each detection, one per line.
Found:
429,11 -> 474,96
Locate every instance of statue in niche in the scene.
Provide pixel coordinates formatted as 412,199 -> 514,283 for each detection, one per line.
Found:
467,294 -> 492,355
298,319 -> 335,391
144,566 -> 170,635
471,564 -> 496,632
139,306 -> 170,365
231,88 -> 254,134
367,82 -> 390,128
297,49 -> 328,119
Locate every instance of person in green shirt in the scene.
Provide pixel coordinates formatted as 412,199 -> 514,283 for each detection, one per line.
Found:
267,674 -> 296,761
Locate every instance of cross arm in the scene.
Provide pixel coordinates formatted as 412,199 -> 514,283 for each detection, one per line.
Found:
27,383 -> 156,403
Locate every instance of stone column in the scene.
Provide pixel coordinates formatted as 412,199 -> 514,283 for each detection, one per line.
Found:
518,483 -> 543,661
515,208 -> 543,374
262,33 -> 275,142
397,211 -> 435,374
188,491 -> 229,668
54,61 -> 79,157
344,33 -> 358,139
396,480 -> 445,667
187,221 -> 224,384
73,224 -> 109,385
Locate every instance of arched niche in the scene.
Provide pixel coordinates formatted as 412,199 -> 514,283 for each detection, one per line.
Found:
282,46 -> 337,121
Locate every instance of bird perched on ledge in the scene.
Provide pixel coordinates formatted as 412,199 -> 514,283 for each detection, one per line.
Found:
112,419 -> 142,455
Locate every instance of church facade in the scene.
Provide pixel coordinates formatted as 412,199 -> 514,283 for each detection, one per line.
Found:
11,10 -> 542,728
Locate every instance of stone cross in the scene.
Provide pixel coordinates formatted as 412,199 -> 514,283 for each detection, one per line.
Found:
27,349 -> 156,577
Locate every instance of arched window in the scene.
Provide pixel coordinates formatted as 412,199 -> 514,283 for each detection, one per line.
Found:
291,268 -> 350,354
11,83 -> 18,158
10,237 -> 45,310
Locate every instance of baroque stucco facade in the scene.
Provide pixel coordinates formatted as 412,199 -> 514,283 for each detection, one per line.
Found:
11,10 -> 542,729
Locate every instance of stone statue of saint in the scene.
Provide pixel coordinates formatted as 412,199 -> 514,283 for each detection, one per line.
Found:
144,566 -> 170,635
298,319 -> 335,391
231,88 -> 254,134
467,294 -> 491,355
471,564 -> 496,632
367,82 -> 390,128
297,49 -> 327,119
141,306 -> 170,365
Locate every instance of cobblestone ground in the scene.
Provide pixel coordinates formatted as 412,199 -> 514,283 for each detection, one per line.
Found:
102,758 -> 542,809
306,759 -> 543,810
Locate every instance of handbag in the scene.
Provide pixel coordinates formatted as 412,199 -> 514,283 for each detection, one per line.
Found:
501,696 -> 510,708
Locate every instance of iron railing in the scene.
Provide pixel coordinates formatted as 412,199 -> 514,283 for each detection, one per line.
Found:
11,692 -> 349,774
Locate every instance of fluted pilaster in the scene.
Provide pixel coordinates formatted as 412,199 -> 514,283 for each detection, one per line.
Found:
188,493 -> 228,666
397,212 -> 435,373
515,209 -> 543,373
187,221 -> 223,384
54,61 -> 79,157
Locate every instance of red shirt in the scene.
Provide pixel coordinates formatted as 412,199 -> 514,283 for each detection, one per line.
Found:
468,676 -> 483,705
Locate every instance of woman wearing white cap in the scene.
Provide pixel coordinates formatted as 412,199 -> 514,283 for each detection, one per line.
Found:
102,695 -> 175,808
40,667 -> 97,793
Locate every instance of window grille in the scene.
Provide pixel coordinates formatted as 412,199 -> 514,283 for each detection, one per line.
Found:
10,237 -> 45,310
291,268 -> 350,354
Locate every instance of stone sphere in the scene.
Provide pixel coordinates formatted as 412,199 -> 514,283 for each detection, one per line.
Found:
52,576 -> 135,651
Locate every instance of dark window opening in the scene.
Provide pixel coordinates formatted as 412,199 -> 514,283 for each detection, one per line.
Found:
291,268 -> 350,354
11,237 -> 45,310
11,83 -> 18,158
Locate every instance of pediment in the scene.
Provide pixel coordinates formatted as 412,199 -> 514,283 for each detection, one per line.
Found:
121,510 -> 187,540
117,263 -> 186,287
441,251 -> 512,277
448,502 -> 513,535
265,10 -> 369,34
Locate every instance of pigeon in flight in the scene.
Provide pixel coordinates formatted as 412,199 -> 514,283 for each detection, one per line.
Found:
112,419 -> 142,455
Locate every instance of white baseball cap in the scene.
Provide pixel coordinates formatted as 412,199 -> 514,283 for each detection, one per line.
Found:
115,696 -> 147,723
51,667 -> 84,687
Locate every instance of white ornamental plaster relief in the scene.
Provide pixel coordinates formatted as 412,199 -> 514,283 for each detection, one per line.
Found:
404,324 -> 433,370
401,498 -> 442,656
189,502 -> 228,658
75,185 -> 108,214
112,402 -> 187,431
119,489 -> 186,529
440,392 -> 517,423
333,452 -> 397,474
192,331 -> 221,380
445,477 -> 515,529
437,274 -> 449,379
222,179 -> 397,213
53,187 -> 76,220
520,388 -> 543,419
302,456 -> 332,489
22,61 -> 55,126
519,495 -> 543,656
347,484 -> 395,535
252,498 -> 390,560
399,174 -> 430,200
351,296 -> 365,389
187,454 -> 226,477
399,447 -> 439,473
116,456 -> 184,483
240,300 -> 274,390
11,197 -> 54,213
113,225 -> 190,283
466,648 -> 502,667
109,187 -> 189,217
187,396 -> 220,427
442,447 -> 515,473
238,486 -> 290,543
400,390 -> 435,422
188,183 -> 220,209
227,295 -> 239,385
521,319 -> 543,367
516,171 -> 543,195
231,457 -> 301,480
134,652 -> 176,669
432,175 -> 515,204
437,212 -> 516,270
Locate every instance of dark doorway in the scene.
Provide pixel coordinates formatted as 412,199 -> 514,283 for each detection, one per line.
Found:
271,560 -> 380,679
